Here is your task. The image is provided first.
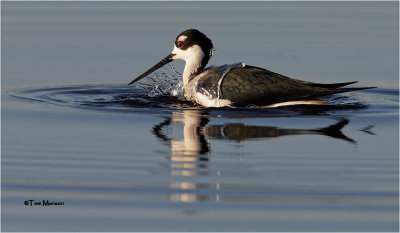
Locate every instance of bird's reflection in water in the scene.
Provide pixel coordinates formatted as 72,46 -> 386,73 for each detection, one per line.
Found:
152,109 -> 360,203
153,111 -> 212,202
205,118 -> 355,143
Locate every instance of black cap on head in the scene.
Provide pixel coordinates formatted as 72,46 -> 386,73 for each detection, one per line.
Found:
175,29 -> 214,70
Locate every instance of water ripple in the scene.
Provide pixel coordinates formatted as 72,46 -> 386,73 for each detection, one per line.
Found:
7,84 -> 394,117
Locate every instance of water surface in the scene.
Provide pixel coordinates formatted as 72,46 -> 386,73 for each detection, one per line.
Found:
2,84 -> 399,231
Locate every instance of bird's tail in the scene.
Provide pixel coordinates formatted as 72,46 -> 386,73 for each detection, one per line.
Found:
306,81 -> 359,88
305,81 -> 376,96
326,86 -> 376,95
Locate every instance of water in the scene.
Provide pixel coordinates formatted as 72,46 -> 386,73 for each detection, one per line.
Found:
1,2 -> 399,232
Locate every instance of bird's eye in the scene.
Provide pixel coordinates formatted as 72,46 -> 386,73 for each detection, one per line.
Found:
176,41 -> 184,48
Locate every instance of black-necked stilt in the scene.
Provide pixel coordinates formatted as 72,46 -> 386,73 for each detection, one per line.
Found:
128,29 -> 375,107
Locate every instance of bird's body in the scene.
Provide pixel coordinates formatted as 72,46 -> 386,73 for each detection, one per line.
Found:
129,29 -> 374,107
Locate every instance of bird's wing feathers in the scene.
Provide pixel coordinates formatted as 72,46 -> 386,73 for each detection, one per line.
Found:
220,65 -> 374,106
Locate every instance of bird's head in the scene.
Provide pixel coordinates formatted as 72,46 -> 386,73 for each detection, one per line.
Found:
128,29 -> 213,85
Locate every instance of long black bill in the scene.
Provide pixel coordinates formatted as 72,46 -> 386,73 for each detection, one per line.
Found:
128,54 -> 174,85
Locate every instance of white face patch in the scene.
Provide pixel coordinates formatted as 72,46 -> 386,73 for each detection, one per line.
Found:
172,44 -> 204,61
176,35 -> 188,42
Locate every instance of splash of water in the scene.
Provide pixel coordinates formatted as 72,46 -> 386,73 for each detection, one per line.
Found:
134,64 -> 184,98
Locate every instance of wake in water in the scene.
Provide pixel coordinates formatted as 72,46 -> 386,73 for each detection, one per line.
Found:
6,64 -> 395,116
7,85 -> 378,117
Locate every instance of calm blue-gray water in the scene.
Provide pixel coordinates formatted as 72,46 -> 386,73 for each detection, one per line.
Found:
1,2 -> 399,232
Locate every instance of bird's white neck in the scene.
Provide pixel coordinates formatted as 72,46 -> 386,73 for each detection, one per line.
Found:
180,45 -> 205,86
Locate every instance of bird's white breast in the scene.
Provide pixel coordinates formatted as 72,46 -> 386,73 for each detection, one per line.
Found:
184,63 -> 245,107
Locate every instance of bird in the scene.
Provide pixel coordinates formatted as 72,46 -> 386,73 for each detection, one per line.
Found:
128,29 -> 375,108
